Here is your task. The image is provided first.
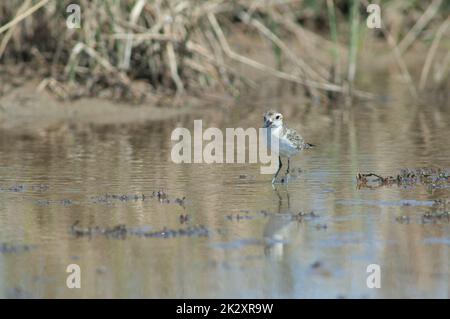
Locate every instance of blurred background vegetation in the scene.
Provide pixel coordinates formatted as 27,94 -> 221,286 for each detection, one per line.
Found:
0,0 -> 448,103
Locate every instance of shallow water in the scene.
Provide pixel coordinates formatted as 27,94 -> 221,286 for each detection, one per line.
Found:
0,95 -> 449,298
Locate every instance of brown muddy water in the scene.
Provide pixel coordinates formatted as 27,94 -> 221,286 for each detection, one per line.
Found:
0,91 -> 449,298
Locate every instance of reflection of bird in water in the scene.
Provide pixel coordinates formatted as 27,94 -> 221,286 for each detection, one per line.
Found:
263,188 -> 294,258
263,110 -> 314,184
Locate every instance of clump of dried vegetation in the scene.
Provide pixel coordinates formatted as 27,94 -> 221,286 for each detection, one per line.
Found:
71,220 -> 210,239
0,0 -> 448,102
357,168 -> 450,189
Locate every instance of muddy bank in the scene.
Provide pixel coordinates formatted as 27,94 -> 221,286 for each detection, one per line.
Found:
0,80 -> 205,137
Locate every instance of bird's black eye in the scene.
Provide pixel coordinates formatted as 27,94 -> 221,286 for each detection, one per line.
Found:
275,115 -> 280,120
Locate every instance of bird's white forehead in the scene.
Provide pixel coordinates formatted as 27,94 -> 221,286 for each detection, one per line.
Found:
264,111 -> 282,119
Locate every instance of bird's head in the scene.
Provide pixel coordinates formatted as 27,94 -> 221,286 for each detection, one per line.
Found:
263,111 -> 283,128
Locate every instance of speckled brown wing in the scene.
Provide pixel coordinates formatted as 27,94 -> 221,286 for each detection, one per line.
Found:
284,126 -> 314,150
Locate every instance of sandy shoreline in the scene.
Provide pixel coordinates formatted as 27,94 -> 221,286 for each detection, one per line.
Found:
0,80 -> 203,138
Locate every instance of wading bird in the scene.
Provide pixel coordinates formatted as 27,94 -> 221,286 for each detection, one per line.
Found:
263,110 -> 314,184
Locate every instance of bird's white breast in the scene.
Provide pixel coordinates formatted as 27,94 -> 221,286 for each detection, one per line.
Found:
266,126 -> 299,158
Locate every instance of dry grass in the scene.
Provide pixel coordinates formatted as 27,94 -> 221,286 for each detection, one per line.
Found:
0,0 -> 448,103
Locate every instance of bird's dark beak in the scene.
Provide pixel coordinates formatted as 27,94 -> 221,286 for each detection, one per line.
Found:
263,120 -> 272,128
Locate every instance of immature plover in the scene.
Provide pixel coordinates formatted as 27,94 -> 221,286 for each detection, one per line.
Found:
263,110 -> 314,184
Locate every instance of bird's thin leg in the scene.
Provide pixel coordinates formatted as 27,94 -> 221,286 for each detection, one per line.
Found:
282,158 -> 291,183
272,156 -> 282,184
287,189 -> 291,210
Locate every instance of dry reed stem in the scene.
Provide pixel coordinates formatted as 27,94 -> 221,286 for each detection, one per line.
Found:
363,0 -> 417,98
239,12 -> 327,83
0,0 -> 49,35
434,50 -> 450,84
202,28 -> 233,92
0,0 -> 31,59
326,0 -> 341,84
385,32 -> 418,99
397,0 -> 443,55
419,17 -> 450,90
347,0 -> 360,89
120,0 -> 146,70
185,39 -> 255,89
208,12 -> 372,98
65,42 -> 131,85
267,10 -> 337,78
165,22 -> 184,93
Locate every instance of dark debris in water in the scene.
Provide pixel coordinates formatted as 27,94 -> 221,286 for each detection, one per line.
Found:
291,211 -> 319,222
310,261 -> 323,269
71,221 -> 210,239
88,190 -> 186,207
395,199 -> 450,224
396,208 -> 450,225
179,214 -> 190,224
60,199 -> 74,206
357,168 -> 450,189
226,211 -> 255,221
315,223 -> 328,230
35,199 -> 51,206
395,215 -> 412,224
89,193 -> 146,204
226,209 -> 270,221
152,190 -> 186,207
421,211 -> 450,224
0,242 -> 35,254
433,199 -> 450,209
6,187 -> 186,208
173,197 -> 186,207
288,212 -> 325,229
224,210 -> 319,223
309,260 -> 332,277
0,184 -> 49,193
35,198 -> 76,206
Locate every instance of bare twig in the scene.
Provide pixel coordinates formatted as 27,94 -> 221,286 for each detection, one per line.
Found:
419,18 -> 450,90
